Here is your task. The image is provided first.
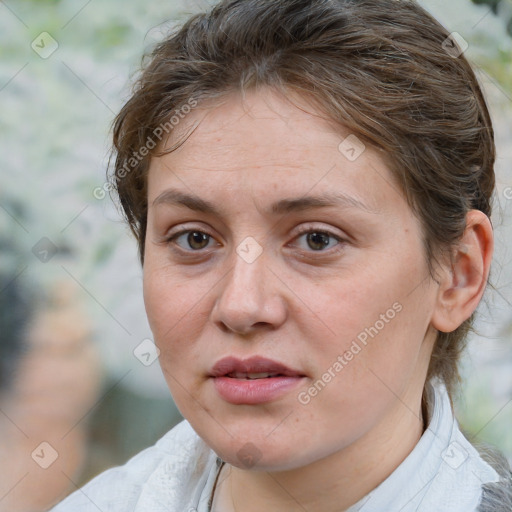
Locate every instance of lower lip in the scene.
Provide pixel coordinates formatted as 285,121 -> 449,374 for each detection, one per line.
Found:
213,376 -> 304,405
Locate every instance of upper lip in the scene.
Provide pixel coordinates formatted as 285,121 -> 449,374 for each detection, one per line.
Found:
210,356 -> 305,378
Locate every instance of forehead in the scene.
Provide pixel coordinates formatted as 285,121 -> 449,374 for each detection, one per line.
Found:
147,88 -> 402,215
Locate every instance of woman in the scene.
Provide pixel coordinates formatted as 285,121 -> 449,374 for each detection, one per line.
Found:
51,0 -> 512,510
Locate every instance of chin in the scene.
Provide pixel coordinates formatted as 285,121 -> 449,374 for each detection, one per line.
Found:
219,446 -> 304,472
196,426 -> 310,472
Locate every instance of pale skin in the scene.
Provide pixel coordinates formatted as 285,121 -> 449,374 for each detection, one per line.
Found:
142,88 -> 493,512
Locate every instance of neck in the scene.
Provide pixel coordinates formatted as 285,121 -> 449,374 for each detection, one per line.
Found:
213,391 -> 426,512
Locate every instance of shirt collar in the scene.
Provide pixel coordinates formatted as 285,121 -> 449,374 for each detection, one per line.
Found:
346,379 -> 500,512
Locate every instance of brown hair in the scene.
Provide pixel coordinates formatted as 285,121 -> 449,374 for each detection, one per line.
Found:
110,0 -> 495,401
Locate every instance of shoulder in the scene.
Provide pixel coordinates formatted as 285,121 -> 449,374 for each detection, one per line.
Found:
49,420 -> 211,512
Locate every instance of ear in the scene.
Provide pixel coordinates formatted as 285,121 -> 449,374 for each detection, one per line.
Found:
431,210 -> 494,333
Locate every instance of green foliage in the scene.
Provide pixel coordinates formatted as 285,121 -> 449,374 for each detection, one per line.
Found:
93,23 -> 132,48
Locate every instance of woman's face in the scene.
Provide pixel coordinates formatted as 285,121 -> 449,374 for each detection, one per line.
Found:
143,89 -> 440,471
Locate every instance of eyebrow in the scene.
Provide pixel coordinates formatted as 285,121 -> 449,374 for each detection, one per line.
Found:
152,189 -> 379,216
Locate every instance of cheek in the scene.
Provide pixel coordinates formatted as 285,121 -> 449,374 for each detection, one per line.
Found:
143,271 -> 204,410
290,265 -> 398,345
143,264 -> 188,348
299,254 -> 433,380
143,265 -> 169,334
294,298 -> 429,452
143,263 -> 211,368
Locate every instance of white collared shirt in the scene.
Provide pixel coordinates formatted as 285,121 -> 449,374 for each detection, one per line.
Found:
344,380 -> 500,511
50,380 -> 500,512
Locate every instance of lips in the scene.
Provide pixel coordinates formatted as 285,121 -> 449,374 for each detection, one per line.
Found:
210,356 -> 306,405
210,356 -> 305,379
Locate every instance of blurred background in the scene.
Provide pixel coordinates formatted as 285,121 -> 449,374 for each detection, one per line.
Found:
0,0 -> 511,510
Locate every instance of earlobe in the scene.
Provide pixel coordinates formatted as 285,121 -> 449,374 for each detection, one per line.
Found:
431,210 -> 494,333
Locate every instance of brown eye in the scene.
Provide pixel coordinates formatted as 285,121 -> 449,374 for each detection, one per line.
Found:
187,231 -> 210,250
293,229 -> 342,252
168,230 -> 214,251
306,232 -> 331,251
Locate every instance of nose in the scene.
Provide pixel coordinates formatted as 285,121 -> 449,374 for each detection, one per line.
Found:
210,247 -> 287,336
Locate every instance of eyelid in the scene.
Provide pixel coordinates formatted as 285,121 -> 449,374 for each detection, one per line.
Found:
292,223 -> 345,239
167,229 -> 207,242
165,222 -> 216,239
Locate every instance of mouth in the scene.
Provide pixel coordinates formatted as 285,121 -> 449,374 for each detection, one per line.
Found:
210,356 -> 306,405
224,371 -> 288,380
210,356 -> 305,379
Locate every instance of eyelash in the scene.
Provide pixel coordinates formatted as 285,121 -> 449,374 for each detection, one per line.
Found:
164,225 -> 346,256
